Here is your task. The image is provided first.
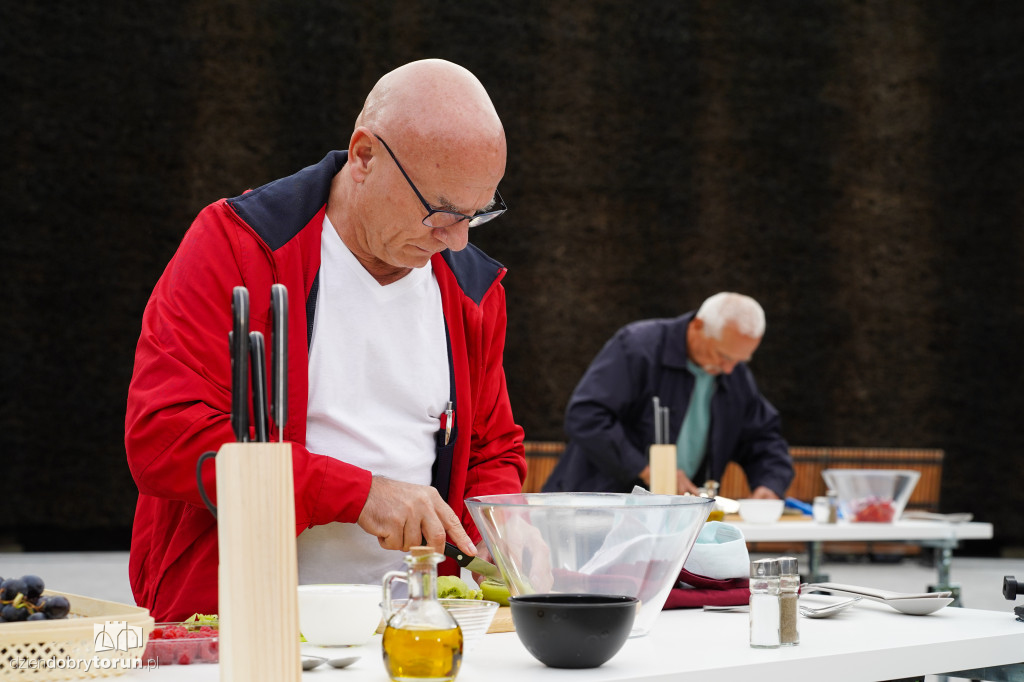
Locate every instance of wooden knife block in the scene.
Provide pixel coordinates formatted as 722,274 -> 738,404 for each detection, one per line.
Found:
215,442 -> 300,682
648,444 -> 678,495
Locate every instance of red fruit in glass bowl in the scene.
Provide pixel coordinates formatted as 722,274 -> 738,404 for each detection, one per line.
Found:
853,498 -> 895,522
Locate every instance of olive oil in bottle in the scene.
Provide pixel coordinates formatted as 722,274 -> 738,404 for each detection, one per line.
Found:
383,625 -> 463,681
382,547 -> 464,682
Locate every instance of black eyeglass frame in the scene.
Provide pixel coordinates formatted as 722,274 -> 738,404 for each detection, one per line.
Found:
373,134 -> 507,229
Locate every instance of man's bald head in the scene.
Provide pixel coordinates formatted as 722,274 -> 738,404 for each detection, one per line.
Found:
328,60 -> 507,284
355,59 -> 505,160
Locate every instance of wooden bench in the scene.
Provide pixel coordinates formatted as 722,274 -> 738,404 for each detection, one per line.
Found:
521,441 -> 945,558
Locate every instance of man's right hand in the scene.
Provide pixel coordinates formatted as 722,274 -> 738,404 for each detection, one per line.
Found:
637,465 -> 701,495
357,475 -> 475,556
675,470 -> 701,496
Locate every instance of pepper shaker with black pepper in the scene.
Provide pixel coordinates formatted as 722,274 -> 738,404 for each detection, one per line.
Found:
827,489 -> 839,523
778,556 -> 800,646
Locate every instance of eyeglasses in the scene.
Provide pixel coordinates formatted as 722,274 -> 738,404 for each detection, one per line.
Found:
374,134 -> 507,229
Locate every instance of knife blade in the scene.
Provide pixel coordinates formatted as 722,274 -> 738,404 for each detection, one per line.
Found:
442,542 -> 502,581
230,287 -> 250,442
270,283 -> 288,442
249,331 -> 269,442
652,396 -> 662,444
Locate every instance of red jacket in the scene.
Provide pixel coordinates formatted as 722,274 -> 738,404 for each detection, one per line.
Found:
125,152 -> 526,621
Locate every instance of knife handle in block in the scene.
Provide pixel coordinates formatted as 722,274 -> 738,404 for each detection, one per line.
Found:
649,444 -> 678,495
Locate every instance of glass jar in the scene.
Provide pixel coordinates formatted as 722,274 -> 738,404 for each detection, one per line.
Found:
698,480 -> 725,521
749,558 -> 780,649
812,496 -> 831,523
382,547 -> 463,682
826,489 -> 839,523
778,556 -> 800,646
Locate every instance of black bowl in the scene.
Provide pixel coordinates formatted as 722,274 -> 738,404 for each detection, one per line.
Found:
509,594 -> 638,669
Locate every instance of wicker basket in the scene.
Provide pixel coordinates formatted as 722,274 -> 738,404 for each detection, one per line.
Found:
0,591 -> 154,679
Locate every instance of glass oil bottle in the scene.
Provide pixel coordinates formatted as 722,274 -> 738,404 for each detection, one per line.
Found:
382,546 -> 463,682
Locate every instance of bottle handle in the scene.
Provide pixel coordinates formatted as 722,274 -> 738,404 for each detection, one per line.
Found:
196,450 -> 218,518
382,570 -> 408,621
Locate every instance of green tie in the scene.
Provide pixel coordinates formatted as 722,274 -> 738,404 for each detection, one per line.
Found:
676,361 -> 716,479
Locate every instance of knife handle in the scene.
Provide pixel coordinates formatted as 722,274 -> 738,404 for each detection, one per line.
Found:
249,331 -> 270,443
442,541 -> 472,567
231,287 -> 250,442
270,284 -> 288,441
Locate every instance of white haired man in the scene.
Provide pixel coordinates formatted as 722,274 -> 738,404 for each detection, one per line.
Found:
544,292 -> 793,498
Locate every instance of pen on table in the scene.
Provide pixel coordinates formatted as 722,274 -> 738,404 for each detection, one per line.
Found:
444,401 -> 453,445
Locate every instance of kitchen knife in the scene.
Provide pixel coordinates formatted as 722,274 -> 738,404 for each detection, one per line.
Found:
443,542 -> 503,582
249,331 -> 270,442
270,283 -> 288,442
230,287 -> 250,442
652,396 -> 662,444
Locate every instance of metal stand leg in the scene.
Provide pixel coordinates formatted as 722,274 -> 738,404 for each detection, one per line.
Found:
925,542 -> 963,607
805,541 -> 829,583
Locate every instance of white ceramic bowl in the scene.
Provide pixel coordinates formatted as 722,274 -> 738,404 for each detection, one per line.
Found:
737,498 -> 785,524
297,584 -> 381,646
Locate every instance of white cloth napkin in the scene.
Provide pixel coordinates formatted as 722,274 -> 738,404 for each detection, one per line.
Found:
681,521 -> 749,580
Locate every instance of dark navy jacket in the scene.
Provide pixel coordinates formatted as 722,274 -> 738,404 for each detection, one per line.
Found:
543,312 -> 794,496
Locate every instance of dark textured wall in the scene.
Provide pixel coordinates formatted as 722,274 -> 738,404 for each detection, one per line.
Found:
2,1 -> 1022,552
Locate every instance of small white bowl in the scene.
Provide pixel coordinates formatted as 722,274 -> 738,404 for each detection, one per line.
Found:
298,584 -> 381,646
737,498 -> 785,524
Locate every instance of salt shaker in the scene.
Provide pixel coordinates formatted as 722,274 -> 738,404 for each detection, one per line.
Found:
812,496 -> 831,523
778,556 -> 800,646
749,558 -> 781,649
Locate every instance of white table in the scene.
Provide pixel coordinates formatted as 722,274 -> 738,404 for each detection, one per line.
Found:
731,519 -> 994,601
121,600 -> 1024,681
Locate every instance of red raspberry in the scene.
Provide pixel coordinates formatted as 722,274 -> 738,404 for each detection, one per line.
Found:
199,638 -> 219,662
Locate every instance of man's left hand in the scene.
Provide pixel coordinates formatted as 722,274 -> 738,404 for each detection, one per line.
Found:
749,485 -> 780,500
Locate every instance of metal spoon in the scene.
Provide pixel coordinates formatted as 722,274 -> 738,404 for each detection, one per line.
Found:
301,655 -> 327,670
327,656 -> 361,669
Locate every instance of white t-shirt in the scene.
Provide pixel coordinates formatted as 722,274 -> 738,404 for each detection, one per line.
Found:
298,215 -> 448,585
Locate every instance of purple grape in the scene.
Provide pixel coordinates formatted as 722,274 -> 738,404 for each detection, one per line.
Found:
41,595 -> 70,619
0,578 -> 27,601
22,575 -> 45,601
1,604 -> 28,622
